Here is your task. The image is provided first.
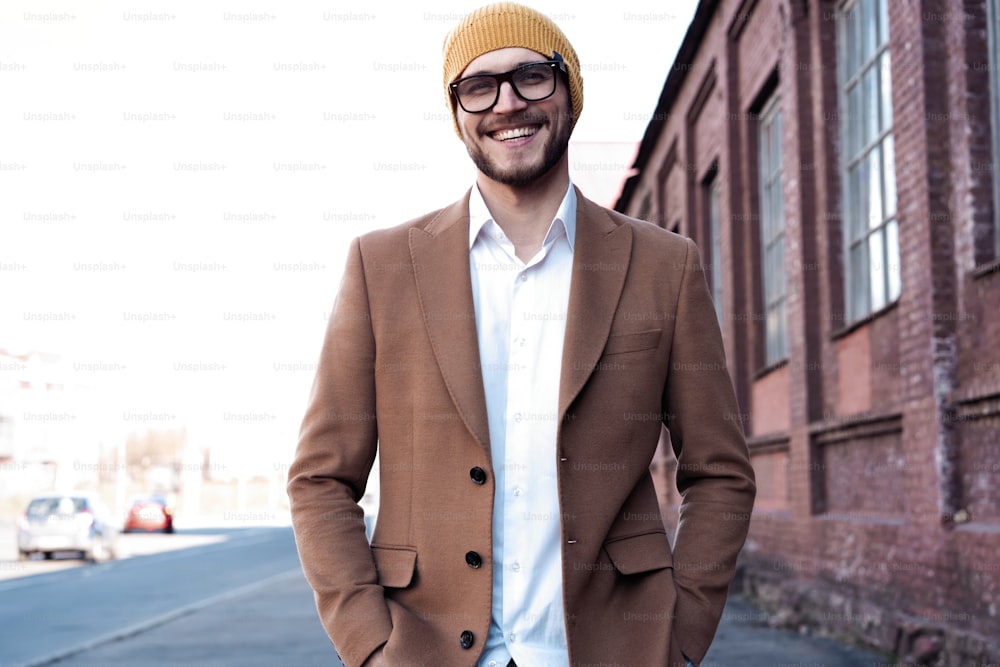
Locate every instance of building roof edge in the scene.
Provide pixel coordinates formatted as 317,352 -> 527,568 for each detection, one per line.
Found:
614,0 -> 719,213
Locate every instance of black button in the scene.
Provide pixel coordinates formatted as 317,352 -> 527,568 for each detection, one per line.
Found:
470,467 -> 487,484
465,551 -> 482,568
459,630 -> 474,649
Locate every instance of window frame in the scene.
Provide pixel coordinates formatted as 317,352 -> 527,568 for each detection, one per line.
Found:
758,92 -> 787,365
837,0 -> 900,323
709,177 -> 723,327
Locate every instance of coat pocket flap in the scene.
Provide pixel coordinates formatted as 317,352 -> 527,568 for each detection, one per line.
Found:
604,532 -> 673,575
603,329 -> 662,355
371,545 -> 417,588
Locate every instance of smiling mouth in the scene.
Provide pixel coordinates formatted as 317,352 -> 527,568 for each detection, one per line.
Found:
489,125 -> 541,142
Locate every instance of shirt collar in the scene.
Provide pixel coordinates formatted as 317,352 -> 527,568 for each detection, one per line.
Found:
468,181 -> 577,251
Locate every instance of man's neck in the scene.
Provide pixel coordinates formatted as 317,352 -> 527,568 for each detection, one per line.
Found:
476,163 -> 570,263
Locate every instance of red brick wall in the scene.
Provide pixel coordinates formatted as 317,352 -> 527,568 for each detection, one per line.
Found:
622,0 -> 1000,662
750,365 -> 790,434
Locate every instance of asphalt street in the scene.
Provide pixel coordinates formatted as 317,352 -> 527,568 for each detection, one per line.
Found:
0,524 -> 307,667
0,524 -> 890,667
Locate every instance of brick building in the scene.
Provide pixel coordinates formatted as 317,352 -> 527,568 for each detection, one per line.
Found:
615,0 -> 1000,662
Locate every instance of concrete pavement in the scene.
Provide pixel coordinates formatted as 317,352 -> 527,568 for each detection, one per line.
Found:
53,568 -> 891,667
702,595 -> 890,667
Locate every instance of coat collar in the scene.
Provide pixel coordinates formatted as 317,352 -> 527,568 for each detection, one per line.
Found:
409,187 -> 633,454
409,190 -> 493,453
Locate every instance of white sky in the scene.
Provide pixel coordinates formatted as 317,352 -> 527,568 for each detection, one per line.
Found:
0,0 -> 696,472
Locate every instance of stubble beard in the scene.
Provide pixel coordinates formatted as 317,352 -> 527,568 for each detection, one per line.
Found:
466,114 -> 571,188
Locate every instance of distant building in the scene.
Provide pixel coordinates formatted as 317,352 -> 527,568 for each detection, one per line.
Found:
0,347 -> 107,494
616,0 -> 1000,663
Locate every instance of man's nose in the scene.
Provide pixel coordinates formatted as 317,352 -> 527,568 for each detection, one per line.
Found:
492,81 -> 528,113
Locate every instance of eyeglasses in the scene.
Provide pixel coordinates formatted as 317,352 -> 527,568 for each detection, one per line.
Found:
449,52 -> 567,114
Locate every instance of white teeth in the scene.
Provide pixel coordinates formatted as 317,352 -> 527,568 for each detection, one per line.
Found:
493,126 -> 538,141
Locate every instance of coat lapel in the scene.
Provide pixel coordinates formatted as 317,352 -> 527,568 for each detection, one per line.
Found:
559,189 -> 633,420
409,192 -> 492,454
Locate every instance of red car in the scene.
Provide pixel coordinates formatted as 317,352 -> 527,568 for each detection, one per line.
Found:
123,496 -> 174,533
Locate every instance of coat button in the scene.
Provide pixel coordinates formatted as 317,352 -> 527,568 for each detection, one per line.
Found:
469,467 -> 487,484
465,551 -> 482,569
459,630 -> 475,649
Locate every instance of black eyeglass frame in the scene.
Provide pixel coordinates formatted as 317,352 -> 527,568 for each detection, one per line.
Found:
449,51 -> 567,114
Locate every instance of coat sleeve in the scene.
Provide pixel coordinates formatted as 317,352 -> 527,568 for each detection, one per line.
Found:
662,237 -> 757,665
286,237 -> 390,667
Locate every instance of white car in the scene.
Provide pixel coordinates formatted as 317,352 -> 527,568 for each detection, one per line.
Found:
17,493 -> 119,562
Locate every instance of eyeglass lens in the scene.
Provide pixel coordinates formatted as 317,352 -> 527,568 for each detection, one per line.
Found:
456,63 -> 556,112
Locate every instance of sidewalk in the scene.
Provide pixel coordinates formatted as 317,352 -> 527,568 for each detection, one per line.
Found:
58,570 -> 889,667
703,595 -> 889,666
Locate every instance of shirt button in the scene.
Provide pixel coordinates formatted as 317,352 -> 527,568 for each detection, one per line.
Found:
509,632 -> 516,642
513,486 -> 522,497
489,662 -> 498,667
465,551 -> 483,569
469,466 -> 487,484
518,273 -> 528,282
511,562 -> 521,572
459,630 -> 475,649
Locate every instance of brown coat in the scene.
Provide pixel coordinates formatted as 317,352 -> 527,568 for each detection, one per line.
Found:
287,188 -> 756,667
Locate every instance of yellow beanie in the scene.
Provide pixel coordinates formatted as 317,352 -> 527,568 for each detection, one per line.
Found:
442,2 -> 584,138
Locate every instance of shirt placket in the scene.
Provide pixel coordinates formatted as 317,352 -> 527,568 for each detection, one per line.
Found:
505,257 -> 533,647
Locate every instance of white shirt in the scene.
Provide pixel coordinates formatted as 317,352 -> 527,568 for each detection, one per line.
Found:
469,182 -> 576,667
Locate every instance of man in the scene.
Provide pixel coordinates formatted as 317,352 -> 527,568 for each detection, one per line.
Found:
287,4 -> 756,666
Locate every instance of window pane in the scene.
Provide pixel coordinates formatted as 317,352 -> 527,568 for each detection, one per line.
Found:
846,5 -> 858,77
762,121 -> 773,175
764,184 -> 772,233
765,186 -> 776,241
850,242 -> 870,320
777,299 -> 787,360
772,187 -> 782,226
766,246 -> 777,302
864,65 -> 879,144
767,307 -> 779,363
849,84 -> 862,156
869,230 -> 886,311
775,241 -> 786,295
868,146 -> 884,229
863,0 -> 877,63
758,95 -> 786,356
886,219 -> 901,301
769,184 -> 779,236
764,116 -> 777,174
844,166 -> 856,242
878,0 -> 890,48
769,121 -> 778,176
883,134 -> 897,218
854,160 -> 869,240
772,111 -> 782,171
880,51 -> 893,131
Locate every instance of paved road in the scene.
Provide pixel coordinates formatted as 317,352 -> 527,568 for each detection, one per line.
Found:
0,523 -> 890,667
55,572 -> 889,667
46,561 -> 339,667
0,525 -> 306,667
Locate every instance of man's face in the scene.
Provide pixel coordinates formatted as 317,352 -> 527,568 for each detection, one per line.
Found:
454,47 -> 572,188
